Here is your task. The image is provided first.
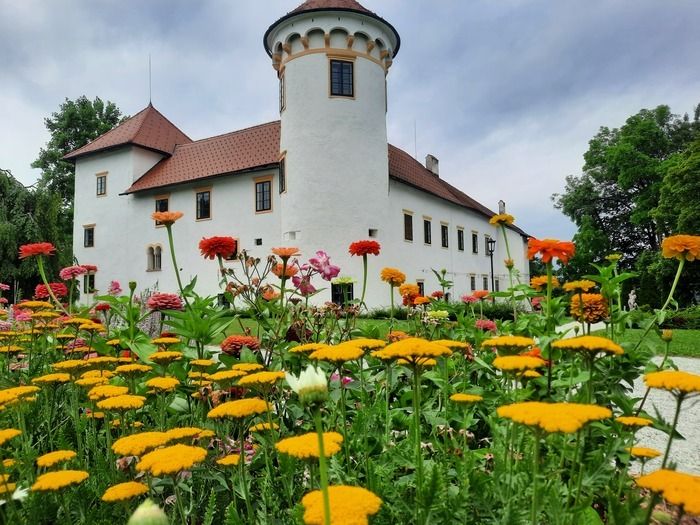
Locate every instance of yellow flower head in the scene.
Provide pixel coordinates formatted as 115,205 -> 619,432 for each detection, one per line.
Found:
74,376 -> 110,387
36,450 -> 77,468
493,355 -> 546,372
615,416 -> 653,427
237,371 -> 286,388
450,393 -> 483,404
96,394 -> 146,411
0,386 -> 40,405
644,370 -> 700,395
209,369 -> 247,384
231,363 -> 265,372
189,359 -> 215,369
530,275 -> 559,291
636,469 -> 700,515
115,364 -> 153,376
309,344 -> 364,363
276,432 -> 344,459
146,376 -> 180,393
112,431 -> 171,456
0,429 -> 21,446
149,351 -> 183,364
569,293 -> 608,324
497,402 -> 612,433
207,398 -> 271,419
552,336 -> 623,356
380,267 -> 406,287
661,234 -> 700,262
18,300 -> 54,311
136,444 -> 207,476
481,335 -> 535,355
32,373 -> 71,385
301,485 -> 382,525
250,422 -> 279,433
627,447 -> 661,459
165,427 -> 208,441
433,340 -> 471,352
372,337 -> 452,366
31,470 -> 89,492
345,339 -> 386,352
52,360 -> 90,372
151,337 -> 181,346
562,280 -> 596,293
102,481 -> 149,502
88,384 -> 129,401
489,213 -> 515,226
216,454 -> 241,467
289,343 -> 330,355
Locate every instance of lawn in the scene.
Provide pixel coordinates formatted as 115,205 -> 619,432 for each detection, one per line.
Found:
594,328 -> 700,358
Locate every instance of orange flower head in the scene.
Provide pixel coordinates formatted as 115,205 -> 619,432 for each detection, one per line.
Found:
19,242 -> 56,259
413,296 -> 430,305
151,211 -> 183,226
489,213 -> 515,226
473,290 -> 490,300
527,238 -> 576,264
199,236 -> 237,260
348,240 -> 381,257
398,283 -> 420,298
271,247 -> 300,259
387,330 -> 409,343
661,234 -> 700,262
271,263 -> 298,278
380,267 -> 406,287
570,293 -> 608,324
530,275 -> 559,291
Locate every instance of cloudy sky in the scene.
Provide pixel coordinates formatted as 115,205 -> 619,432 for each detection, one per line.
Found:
1,0 -> 699,239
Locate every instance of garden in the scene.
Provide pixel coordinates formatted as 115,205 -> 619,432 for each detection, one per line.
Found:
0,211 -> 699,524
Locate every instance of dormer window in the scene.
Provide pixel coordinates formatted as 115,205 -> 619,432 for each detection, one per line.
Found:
330,59 -> 353,97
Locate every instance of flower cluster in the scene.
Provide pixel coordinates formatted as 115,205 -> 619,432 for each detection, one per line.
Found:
636,469 -> 700,515
552,336 -> 623,356
497,402 -> 612,433
644,370 -> 700,395
275,432 -> 344,459
301,485 -> 382,525
348,240 -> 380,257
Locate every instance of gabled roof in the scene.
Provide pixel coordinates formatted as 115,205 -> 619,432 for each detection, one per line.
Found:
122,120 -> 527,236
125,122 -> 280,194
64,104 -> 192,160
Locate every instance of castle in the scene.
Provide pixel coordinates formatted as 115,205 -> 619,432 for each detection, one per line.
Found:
67,0 -> 530,307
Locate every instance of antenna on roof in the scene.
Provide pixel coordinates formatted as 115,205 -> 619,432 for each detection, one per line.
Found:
148,54 -> 152,104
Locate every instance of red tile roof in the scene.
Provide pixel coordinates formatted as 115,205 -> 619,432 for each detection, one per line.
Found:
290,0 -> 373,15
125,122 -> 280,193
122,120 -> 526,236
64,104 -> 192,160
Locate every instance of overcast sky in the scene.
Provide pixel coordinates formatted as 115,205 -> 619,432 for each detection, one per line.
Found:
1,0 -> 699,239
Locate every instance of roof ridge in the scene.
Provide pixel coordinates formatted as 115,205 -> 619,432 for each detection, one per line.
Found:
179,120 -> 281,147
137,105 -> 193,143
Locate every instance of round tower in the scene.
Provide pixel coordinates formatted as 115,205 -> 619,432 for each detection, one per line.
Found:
264,0 -> 400,262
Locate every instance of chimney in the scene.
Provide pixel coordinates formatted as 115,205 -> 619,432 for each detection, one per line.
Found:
425,154 -> 439,177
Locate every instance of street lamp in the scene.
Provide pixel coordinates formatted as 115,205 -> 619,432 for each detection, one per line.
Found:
486,237 -> 496,296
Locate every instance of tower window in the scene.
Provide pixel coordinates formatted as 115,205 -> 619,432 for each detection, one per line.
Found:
196,190 -> 211,220
330,59 -> 353,97
331,282 -> 354,305
279,157 -> 286,194
483,276 -> 489,290
279,73 -> 286,112
256,180 -> 272,212
96,173 -> 107,196
84,226 -> 95,248
83,274 -> 95,293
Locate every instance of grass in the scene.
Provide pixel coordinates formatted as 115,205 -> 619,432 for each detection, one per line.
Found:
594,329 -> 700,358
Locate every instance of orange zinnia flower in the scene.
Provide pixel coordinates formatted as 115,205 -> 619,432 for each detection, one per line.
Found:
19,242 -> 56,259
271,263 -> 298,278
348,240 -> 381,257
473,290 -> 490,300
530,275 -> 559,291
271,247 -> 300,259
527,238 -> 576,264
380,267 -> 406,286
570,293 -> 608,324
661,235 -> 700,262
152,211 -> 183,225
199,236 -> 237,260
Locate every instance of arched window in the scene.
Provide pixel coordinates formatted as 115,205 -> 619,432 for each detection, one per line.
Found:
147,247 -> 155,271
154,246 -> 162,271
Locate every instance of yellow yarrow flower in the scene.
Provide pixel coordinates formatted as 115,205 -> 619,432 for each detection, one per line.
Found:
616,416 -> 653,427
74,376 -> 110,387
450,393 -> 483,404
136,444 -> 207,476
0,386 -> 40,405
301,485 -> 383,525
289,343 -> 330,355
208,369 -> 247,383
481,335 -> 535,353
493,356 -> 546,372
189,359 -> 215,368
238,371 -> 286,387
146,376 -> 180,393
0,482 -> 16,495
627,447 -> 661,459
18,300 -> 54,310
32,373 -> 71,385
151,337 -> 180,345
52,359 -> 89,372
433,340 -> 470,351
231,363 -> 264,372
552,336 -> 623,356
96,394 -> 146,411
497,402 -> 612,433
0,428 -> 21,446
102,481 -> 149,502
345,338 -> 386,351
149,351 -> 183,364
216,454 -> 241,467
36,450 -> 77,468
250,422 -> 279,432
207,398 -> 271,419
562,280 -> 596,293
372,337 -> 452,366
644,370 -> 700,395
276,432 -> 344,459
82,369 -> 115,379
88,384 -> 129,401
115,364 -> 153,376
31,470 -> 89,491
309,344 -> 364,363
165,427 -> 207,441
636,469 -> 700,515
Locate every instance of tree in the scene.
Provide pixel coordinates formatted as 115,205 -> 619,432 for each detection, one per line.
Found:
553,104 -> 700,305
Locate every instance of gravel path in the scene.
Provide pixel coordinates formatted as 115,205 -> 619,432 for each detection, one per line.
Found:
631,356 -> 700,474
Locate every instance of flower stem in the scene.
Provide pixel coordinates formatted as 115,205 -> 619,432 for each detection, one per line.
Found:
545,262 -> 554,396
165,224 -> 190,308
36,257 -> 69,315
531,430 -> 541,525
412,365 -> 425,524
239,424 -> 255,523
661,394 -> 684,469
360,255 -> 368,310
313,408 -> 332,525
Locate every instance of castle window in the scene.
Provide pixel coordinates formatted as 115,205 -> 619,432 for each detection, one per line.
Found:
423,219 -> 431,245
403,213 -> 413,242
495,278 -> 500,292
84,226 -> 95,248
417,280 -> 425,296
147,245 -> 162,271
457,228 -> 465,251
330,59 -> 353,97
255,179 -> 272,212
154,196 -> 169,226
96,173 -> 107,196
441,224 -> 449,248
472,232 -> 479,254
83,274 -> 95,293
279,72 -> 286,112
483,276 -> 489,290
331,282 -> 354,305
279,157 -> 286,194
196,190 -> 211,220
470,275 -> 476,291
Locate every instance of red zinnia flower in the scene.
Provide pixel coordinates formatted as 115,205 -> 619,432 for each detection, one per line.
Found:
199,236 -> 237,260
146,293 -> 184,311
35,282 -> 68,299
348,240 -> 381,257
80,264 -> 98,273
19,242 -> 56,259
95,303 -> 111,312
527,238 -> 576,264
220,335 -> 260,357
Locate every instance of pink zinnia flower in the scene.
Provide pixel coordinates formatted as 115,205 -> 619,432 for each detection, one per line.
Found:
330,373 -> 354,385
35,282 -> 68,299
220,335 -> 260,357
80,264 -> 98,273
292,275 -> 316,296
0,283 -> 10,291
59,265 -> 88,281
475,319 -> 497,332
14,311 -> 31,322
146,293 -> 184,311
0,298 -> 7,305
308,251 -> 341,281
461,294 -> 478,304
107,281 -> 122,295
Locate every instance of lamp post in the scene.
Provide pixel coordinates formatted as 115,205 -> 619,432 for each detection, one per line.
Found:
486,237 -> 496,299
